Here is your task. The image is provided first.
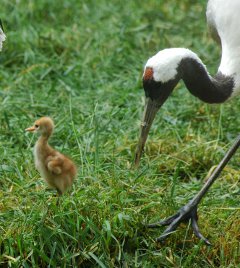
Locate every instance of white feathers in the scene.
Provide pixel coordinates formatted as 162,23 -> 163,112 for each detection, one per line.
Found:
207,0 -> 240,96
0,28 -> 6,51
145,48 -> 205,83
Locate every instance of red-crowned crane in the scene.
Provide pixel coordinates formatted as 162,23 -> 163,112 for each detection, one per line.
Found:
134,0 -> 240,245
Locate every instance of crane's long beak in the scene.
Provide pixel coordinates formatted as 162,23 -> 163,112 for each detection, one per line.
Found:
134,97 -> 161,167
25,126 -> 36,132
134,65 -> 178,168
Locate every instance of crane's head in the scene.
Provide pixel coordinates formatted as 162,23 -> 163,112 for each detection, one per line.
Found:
0,19 -> 6,51
134,49 -> 185,167
25,117 -> 54,137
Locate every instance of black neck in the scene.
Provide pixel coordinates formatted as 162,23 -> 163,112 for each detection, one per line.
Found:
179,58 -> 234,103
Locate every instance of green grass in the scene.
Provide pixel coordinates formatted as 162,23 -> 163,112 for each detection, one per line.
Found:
1,0 -> 240,267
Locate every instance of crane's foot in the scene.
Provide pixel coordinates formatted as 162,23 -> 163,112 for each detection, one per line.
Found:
148,204 -> 211,245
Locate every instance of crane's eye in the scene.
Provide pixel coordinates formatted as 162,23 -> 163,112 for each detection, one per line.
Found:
35,124 -> 39,128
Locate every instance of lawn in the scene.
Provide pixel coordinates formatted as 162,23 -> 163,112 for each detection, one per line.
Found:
1,0 -> 240,267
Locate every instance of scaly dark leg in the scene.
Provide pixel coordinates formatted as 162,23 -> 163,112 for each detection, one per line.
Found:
148,134 -> 240,245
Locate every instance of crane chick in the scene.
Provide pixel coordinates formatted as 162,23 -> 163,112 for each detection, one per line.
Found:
26,117 -> 77,195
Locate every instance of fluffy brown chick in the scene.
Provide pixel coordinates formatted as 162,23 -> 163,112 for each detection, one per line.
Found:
26,117 -> 77,195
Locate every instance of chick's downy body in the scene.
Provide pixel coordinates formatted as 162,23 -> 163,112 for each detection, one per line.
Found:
26,117 -> 77,195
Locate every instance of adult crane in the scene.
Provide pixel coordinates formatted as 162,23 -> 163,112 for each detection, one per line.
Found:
134,0 -> 240,245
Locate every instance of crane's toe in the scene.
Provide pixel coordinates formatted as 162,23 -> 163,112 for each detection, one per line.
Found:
147,213 -> 180,228
147,205 -> 211,245
191,216 -> 211,245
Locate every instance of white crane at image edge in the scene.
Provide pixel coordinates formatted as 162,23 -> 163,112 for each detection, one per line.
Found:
0,20 -> 6,51
134,0 -> 240,245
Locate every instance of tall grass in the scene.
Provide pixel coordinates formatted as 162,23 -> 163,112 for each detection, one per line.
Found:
1,0 -> 240,267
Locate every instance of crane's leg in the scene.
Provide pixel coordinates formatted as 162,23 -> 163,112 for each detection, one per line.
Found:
148,134 -> 240,245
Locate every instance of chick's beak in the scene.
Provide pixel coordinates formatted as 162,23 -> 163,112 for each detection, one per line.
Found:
25,126 -> 36,132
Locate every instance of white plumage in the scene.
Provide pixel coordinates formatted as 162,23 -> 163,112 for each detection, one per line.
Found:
0,28 -> 6,51
145,48 -> 206,84
207,0 -> 240,96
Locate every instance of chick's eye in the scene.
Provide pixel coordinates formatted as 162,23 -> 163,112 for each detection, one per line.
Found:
35,124 -> 39,128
